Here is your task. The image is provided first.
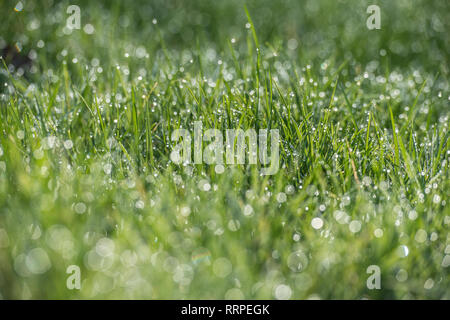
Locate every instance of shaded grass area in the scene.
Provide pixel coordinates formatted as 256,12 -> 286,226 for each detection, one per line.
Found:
0,0 -> 449,299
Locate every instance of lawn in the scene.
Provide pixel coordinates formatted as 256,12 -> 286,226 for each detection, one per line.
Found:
0,0 -> 448,299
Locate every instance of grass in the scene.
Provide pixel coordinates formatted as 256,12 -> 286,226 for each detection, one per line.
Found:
0,0 -> 449,299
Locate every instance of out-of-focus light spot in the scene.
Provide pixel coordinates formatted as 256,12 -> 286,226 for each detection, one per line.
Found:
274,284 -> 292,300
191,248 -> 211,265
415,229 -> 427,243
213,257 -> 232,278
349,220 -> 362,233
396,269 -> 408,282
287,251 -> 308,272
26,248 -> 51,274
14,1 -> 24,12
83,24 -> 95,34
225,288 -> 244,299
374,228 -> 383,238
398,245 -> 409,258
311,217 -> 323,230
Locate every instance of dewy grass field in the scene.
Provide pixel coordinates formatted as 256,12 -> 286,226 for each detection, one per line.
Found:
0,0 -> 448,299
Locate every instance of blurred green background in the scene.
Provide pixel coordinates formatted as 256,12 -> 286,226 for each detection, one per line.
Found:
1,0 -> 449,70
